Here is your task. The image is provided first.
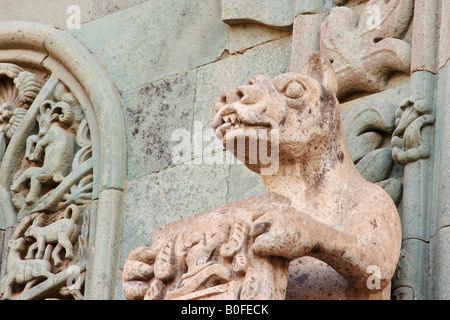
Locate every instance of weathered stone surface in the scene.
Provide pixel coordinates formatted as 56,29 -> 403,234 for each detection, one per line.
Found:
227,161 -> 265,204
71,0 -> 229,93
410,0 -> 439,73
122,71 -> 196,180
431,57 -> 450,233
290,14 -> 323,73
123,192 -> 291,300
221,0 -> 325,29
438,0 -> 450,70
430,227 -> 450,299
120,160 -> 230,269
221,0 -> 296,29
0,0 -> 149,30
227,24 -> 291,54
123,52 -> 402,300
320,0 -> 414,99
392,238 -> 428,300
195,36 -> 292,127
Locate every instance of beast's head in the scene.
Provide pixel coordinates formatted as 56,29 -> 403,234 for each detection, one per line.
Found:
212,52 -> 342,174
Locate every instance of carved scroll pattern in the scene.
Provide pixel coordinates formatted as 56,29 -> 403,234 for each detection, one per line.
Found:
343,101 -> 404,205
123,194 -> 289,300
320,0 -> 414,100
391,97 -> 435,165
0,63 -> 93,300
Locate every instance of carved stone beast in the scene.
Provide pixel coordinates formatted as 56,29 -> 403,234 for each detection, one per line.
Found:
11,100 -> 75,207
123,53 -> 402,300
212,52 -> 402,300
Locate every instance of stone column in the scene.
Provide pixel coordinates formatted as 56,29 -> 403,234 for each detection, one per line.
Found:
429,0 -> 450,300
392,0 -> 442,300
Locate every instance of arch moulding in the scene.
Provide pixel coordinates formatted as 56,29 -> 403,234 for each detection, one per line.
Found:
0,21 -> 126,300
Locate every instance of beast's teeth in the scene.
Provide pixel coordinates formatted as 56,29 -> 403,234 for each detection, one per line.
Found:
230,114 -> 237,124
223,115 -> 231,123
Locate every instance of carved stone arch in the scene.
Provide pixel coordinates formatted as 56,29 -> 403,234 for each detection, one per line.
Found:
0,22 -> 126,300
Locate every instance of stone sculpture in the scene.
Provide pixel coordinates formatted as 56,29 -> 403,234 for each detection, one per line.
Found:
391,97 -> 435,165
11,98 -> 76,208
320,0 -> 414,99
123,52 -> 402,300
0,66 -> 91,300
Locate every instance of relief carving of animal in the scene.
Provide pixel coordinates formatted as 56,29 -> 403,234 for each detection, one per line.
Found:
24,205 -> 81,263
211,52 -> 402,300
11,100 -> 75,205
0,237 -> 53,300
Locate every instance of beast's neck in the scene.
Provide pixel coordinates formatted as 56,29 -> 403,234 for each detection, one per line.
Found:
261,134 -> 359,217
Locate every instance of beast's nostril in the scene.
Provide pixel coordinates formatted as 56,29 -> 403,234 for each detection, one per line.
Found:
237,90 -> 244,100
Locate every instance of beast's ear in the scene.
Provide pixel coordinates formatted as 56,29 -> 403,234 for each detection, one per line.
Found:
302,52 -> 338,96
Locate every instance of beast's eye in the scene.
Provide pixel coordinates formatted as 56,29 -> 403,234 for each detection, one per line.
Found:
284,81 -> 304,99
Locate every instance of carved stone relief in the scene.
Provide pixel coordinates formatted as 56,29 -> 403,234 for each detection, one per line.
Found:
0,21 -> 126,300
0,64 -> 44,163
391,97 -> 435,165
320,0 -> 414,100
123,53 -> 402,300
0,65 -> 92,300
343,100 -> 404,205
123,193 -> 290,300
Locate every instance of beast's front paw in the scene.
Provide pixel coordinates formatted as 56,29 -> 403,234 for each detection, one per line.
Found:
250,202 -> 313,260
122,247 -> 157,300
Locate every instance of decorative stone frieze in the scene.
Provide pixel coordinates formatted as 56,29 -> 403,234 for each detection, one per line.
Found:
0,22 -> 126,300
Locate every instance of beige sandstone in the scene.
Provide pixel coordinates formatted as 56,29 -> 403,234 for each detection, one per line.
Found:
122,52 -> 402,300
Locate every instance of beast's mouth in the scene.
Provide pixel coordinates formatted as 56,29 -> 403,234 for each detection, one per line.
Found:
214,112 -> 272,137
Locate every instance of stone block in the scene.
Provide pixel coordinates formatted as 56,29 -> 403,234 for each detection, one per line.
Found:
85,188 -> 125,300
430,227 -> 450,299
122,70 -> 196,180
410,0 -> 439,73
290,13 -> 323,73
294,0 -> 325,15
227,24 -> 291,54
71,0 -> 229,93
119,161 -> 230,268
227,161 -> 265,203
392,238 -> 428,300
0,0 -> 152,30
430,62 -> 450,233
221,0 -> 295,29
438,0 -> 450,70
195,36 -> 292,127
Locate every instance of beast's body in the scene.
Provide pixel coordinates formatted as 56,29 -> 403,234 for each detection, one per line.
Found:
212,53 -> 401,300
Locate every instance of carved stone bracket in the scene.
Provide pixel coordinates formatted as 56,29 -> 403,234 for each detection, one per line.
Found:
123,193 -> 290,300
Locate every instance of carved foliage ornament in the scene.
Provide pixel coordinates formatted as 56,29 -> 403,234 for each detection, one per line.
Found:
0,63 -> 92,300
320,0 -> 414,99
391,97 -> 435,165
